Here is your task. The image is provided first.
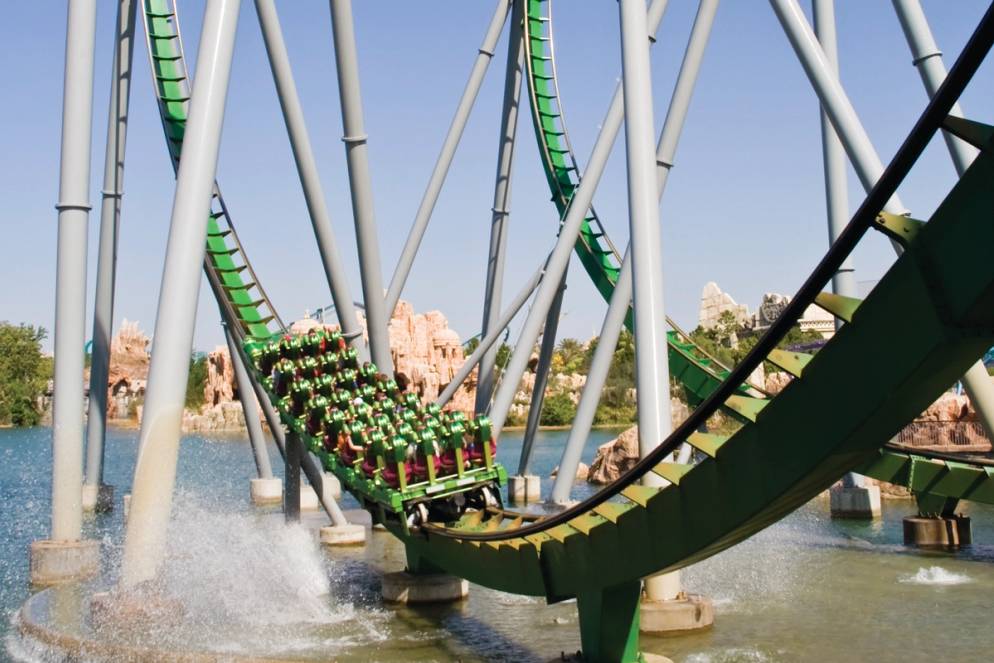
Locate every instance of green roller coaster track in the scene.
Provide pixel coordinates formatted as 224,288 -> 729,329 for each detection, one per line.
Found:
142,1 -> 994,660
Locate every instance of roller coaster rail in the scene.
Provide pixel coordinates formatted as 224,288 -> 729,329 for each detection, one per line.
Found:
43,1 -> 994,661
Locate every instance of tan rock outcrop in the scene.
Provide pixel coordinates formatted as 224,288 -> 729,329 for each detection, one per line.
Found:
916,392 -> 975,422
105,319 -> 150,419
587,398 -> 690,484
765,371 -> 792,395
204,345 -> 235,407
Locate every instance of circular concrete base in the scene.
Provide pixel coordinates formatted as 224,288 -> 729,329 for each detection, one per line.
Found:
249,477 -> 283,506
319,523 -> 366,547
381,571 -> 468,604
639,593 -> 714,634
82,484 -> 115,513
90,590 -> 187,629
15,588 -> 299,663
904,515 -> 972,547
29,539 -> 100,586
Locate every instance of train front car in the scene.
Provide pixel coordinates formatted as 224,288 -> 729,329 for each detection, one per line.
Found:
246,329 -> 506,532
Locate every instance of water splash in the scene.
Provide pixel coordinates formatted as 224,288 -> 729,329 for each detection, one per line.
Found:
155,490 -> 344,627
685,647 -> 778,662
899,566 -> 972,586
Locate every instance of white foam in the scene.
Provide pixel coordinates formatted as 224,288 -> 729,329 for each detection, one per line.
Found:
156,491 -> 346,627
685,647 -> 774,662
899,566 -> 972,586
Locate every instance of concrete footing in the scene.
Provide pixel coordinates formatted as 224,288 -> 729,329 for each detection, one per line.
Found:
830,484 -> 881,519
381,571 -> 468,604
639,593 -> 714,634
29,539 -> 100,586
319,523 -> 366,547
508,474 -> 541,503
250,477 -> 283,506
299,485 -> 320,511
81,484 -> 114,513
904,515 -> 972,547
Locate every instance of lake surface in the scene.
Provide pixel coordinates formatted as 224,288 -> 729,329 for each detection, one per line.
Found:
3,425 -> 994,661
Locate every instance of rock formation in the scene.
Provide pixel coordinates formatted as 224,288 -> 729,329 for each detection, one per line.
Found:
698,282 -> 749,331
194,300 -> 481,426
386,302 -> 476,415
587,398 -> 690,484
204,345 -> 235,408
105,319 -> 150,419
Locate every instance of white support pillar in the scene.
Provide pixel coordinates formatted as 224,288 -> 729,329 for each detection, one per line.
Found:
31,0 -> 102,586
120,0 -> 242,589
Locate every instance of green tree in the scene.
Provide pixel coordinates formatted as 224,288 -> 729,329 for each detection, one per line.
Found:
185,353 -> 208,409
552,337 -> 587,375
540,390 -> 576,426
0,323 -> 50,427
593,329 -> 639,425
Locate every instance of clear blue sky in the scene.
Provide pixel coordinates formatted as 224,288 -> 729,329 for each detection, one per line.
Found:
2,1 -> 992,353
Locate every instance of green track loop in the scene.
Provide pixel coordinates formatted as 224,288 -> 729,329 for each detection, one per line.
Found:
143,0 -> 282,342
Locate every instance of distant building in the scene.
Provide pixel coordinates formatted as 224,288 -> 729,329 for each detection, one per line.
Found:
697,282 -> 835,339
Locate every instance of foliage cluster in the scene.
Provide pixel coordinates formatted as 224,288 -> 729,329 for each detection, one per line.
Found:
0,323 -> 51,427
185,353 -> 208,409
688,310 -> 824,370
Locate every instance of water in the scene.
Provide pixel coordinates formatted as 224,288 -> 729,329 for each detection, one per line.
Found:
3,425 -> 994,661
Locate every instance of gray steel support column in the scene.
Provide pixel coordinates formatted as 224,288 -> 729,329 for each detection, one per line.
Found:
225,327 -> 272,479
813,0 -> 862,489
489,0 -> 671,438
285,432 -> 302,523
51,0 -> 98,542
892,0 -> 979,173
771,0 -> 994,441
254,0 -> 365,354
120,0 -> 241,588
438,266 -> 543,408
555,0 -> 720,507
386,0 -> 512,317
85,0 -> 137,492
812,0 -> 857,317
328,0 -> 392,373
518,272 -> 567,476
477,0 -> 525,413
620,0 -> 674,603
619,0 -> 670,483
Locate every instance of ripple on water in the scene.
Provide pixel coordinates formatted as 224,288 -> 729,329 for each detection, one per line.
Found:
898,566 -> 972,586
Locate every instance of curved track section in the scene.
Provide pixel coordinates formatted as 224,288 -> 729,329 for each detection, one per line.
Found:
522,0 -> 994,506
143,0 -> 283,342
403,10 -> 994,599
143,0 -> 994,606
